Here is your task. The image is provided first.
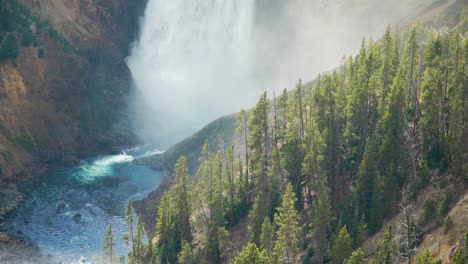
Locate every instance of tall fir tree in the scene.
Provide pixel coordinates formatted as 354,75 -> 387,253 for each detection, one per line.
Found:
273,184 -> 300,264
310,177 -> 334,264
174,156 -> 192,244
102,224 -> 115,264
347,248 -> 366,264
373,225 -> 398,264
330,225 -> 353,264
420,36 -> 446,167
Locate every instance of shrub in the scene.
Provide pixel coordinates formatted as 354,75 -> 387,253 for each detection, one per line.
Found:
424,199 -> 435,222
37,48 -> 43,58
20,27 -> 35,46
444,216 -> 453,234
437,192 -> 453,218
418,159 -> 430,185
0,34 -> 19,60
302,246 -> 314,264
13,135 -> 34,153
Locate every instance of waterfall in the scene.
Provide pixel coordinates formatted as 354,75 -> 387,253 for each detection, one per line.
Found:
127,0 -> 430,146
127,0 -> 257,145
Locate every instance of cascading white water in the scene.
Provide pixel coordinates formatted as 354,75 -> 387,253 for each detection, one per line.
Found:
127,0 -> 257,145
128,0 -> 432,146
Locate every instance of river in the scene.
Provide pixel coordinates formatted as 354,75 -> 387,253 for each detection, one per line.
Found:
4,146 -> 164,263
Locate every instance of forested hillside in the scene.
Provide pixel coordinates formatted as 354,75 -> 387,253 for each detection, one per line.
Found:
108,22 -> 468,264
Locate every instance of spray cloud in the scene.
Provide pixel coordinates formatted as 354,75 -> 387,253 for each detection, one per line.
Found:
127,0 -> 432,146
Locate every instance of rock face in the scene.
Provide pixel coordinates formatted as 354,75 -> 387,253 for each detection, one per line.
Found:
0,0 -> 147,203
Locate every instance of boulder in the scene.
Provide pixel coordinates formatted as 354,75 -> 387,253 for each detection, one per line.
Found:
55,200 -> 66,213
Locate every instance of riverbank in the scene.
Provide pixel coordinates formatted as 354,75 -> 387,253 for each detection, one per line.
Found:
0,231 -> 54,264
1,147 -> 165,262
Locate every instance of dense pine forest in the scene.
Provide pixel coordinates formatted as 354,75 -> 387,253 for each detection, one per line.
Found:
100,26 -> 468,264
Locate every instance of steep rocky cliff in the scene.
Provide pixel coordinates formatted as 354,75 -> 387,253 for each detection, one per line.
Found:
0,0 -> 146,216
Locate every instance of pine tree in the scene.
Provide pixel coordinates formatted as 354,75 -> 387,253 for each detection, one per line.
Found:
277,89 -> 289,144
453,231 -> 468,264
378,66 -> 408,211
178,240 -> 193,264
447,34 -> 467,179
233,243 -> 271,264
102,224 -> 115,264
125,199 -> 135,254
355,138 -> 382,233
133,214 -> 148,263
260,217 -> 275,256
415,250 -> 437,264
250,191 -> 267,246
420,37 -> 446,167
274,184 -> 300,264
344,39 -> 372,175
206,152 -> 225,260
330,225 -> 353,264
379,26 -> 398,107
302,115 -> 324,200
218,227 -> 232,260
174,156 -> 192,243
347,248 -> 366,264
310,177 -> 334,263
282,78 -> 309,210
269,147 -> 284,216
156,192 -> 176,263
248,92 -> 270,199
226,146 -> 236,226
236,109 -> 250,197
401,28 -> 420,126
373,225 -> 398,264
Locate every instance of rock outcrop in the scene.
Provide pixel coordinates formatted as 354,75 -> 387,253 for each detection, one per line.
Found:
0,0 -> 147,216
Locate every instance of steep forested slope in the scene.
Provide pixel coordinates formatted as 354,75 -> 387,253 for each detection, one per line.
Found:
128,2 -> 467,263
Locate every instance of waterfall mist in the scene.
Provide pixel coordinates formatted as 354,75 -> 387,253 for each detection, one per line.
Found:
127,0 -> 432,147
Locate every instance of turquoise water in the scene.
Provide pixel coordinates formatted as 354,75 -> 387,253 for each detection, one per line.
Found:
4,147 -> 164,263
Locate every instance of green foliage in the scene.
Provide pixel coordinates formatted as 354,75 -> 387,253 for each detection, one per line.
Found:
273,184 -> 300,263
13,135 -> 34,153
423,199 -> 436,223
111,24 -> 467,263
355,138 -> 382,233
443,216 -> 453,234
250,191 -> 267,245
102,224 -> 115,264
420,37 -> 446,169
330,226 -> 353,264
233,243 -> 271,264
155,192 -> 179,263
301,247 -> 314,264
437,191 -> 453,218
416,250 -> 438,264
37,48 -> 44,58
260,217 -> 274,256
0,0 -> 78,63
347,248 -> 366,264
0,34 -> 19,60
173,156 -> 192,243
178,241 -> 193,264
373,225 -> 398,264
453,231 -> 468,264
20,27 -> 34,47
124,199 -> 135,261
218,227 -> 231,259
310,177 -> 334,263
418,159 -> 430,185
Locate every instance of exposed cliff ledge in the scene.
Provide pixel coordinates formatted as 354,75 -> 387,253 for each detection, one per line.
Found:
0,0 -> 147,217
